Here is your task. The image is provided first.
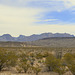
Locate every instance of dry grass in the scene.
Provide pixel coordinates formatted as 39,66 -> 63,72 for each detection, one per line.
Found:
0,71 -> 73,75
0,71 -> 58,75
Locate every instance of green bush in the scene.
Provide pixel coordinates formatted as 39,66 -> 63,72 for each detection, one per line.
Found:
32,65 -> 41,75
0,49 -> 7,71
63,53 -> 75,75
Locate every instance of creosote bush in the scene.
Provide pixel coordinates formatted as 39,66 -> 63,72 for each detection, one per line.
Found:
0,47 -> 75,75
45,54 -> 69,75
32,65 -> 41,75
0,49 -> 7,71
0,49 -> 18,71
63,53 -> 75,75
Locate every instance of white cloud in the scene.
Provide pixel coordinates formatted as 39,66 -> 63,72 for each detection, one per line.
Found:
0,4 -> 43,24
62,0 -> 75,8
0,4 -> 44,36
0,0 -> 74,12
44,19 -> 58,22
0,0 -> 75,36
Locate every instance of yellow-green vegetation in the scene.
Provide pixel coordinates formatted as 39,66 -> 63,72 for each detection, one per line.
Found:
0,48 -> 18,71
63,53 -> 75,75
32,64 -> 41,75
0,47 -> 74,75
45,54 -> 60,71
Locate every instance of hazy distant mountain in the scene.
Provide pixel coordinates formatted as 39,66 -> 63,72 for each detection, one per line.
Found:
0,33 -> 74,42
27,37 -> 75,47
0,37 -> 75,47
0,34 -> 16,41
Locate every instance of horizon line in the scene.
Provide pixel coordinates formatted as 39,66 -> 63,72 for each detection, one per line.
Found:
0,32 -> 74,37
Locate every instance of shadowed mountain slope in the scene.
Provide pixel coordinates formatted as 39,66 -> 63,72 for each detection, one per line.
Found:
27,37 -> 75,47
0,33 -> 74,42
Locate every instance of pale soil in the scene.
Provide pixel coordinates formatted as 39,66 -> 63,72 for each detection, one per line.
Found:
0,71 -> 73,75
0,71 -> 58,75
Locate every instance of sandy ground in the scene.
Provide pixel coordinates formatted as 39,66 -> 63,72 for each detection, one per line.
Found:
0,71 -> 73,75
0,71 -> 58,75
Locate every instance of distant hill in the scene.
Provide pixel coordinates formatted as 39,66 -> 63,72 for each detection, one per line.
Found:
0,41 -> 28,47
0,37 -> 75,47
27,37 -> 75,47
0,33 -> 74,42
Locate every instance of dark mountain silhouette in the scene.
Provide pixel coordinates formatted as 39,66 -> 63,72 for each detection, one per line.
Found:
0,33 -> 74,42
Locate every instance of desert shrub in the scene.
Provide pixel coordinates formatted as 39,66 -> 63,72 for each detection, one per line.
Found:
45,54 -> 60,71
17,52 -> 30,73
17,61 -> 30,73
16,66 -> 22,73
68,65 -> 75,75
0,49 -> 18,71
30,53 -> 35,58
0,49 -> 7,71
45,54 -> 68,75
63,53 -> 75,65
63,53 -> 75,75
32,65 -> 41,75
36,53 -> 43,59
6,51 -> 18,67
54,59 -> 68,75
42,52 -> 50,57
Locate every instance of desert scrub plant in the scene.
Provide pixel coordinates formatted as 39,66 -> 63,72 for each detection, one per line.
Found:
54,60 -> 68,75
30,53 -> 35,58
0,49 -> 18,71
42,52 -> 50,57
0,49 -> 8,71
32,65 -> 41,75
16,66 -> 22,73
63,53 -> 75,65
35,53 -> 43,59
18,62 -> 30,73
63,53 -> 75,75
6,51 -> 18,67
17,53 -> 30,73
45,54 -> 68,75
68,65 -> 75,75
45,54 -> 61,71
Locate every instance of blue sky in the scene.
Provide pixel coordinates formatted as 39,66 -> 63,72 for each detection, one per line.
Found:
0,0 -> 75,36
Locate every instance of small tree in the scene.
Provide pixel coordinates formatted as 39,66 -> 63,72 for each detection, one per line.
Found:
63,53 -> 75,75
54,61 -> 68,75
45,54 -> 68,75
45,54 -> 60,71
68,65 -> 75,75
32,65 -> 41,75
63,53 -> 74,65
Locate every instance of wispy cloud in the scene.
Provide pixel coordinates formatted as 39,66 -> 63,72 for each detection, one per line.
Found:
0,0 -> 75,36
63,0 -> 75,7
0,5 -> 41,23
0,4 -> 43,36
29,0 -> 75,25
43,19 -> 58,22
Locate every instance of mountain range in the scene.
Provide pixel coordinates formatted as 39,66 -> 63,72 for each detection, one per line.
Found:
27,37 -> 75,47
0,33 -> 74,42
